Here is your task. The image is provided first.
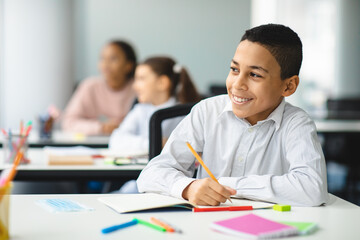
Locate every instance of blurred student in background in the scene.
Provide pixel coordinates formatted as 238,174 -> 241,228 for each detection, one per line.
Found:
109,56 -> 201,193
109,56 -> 201,153
62,40 -> 137,135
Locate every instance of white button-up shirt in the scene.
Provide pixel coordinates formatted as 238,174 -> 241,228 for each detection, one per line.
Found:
109,97 -> 181,152
137,95 -> 329,206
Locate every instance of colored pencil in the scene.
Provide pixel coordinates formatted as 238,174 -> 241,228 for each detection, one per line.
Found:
186,142 -> 218,183
2,151 -> 23,186
186,142 -> 232,203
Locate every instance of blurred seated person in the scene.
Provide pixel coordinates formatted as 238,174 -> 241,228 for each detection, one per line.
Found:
62,40 -> 137,135
109,56 -> 201,193
109,56 -> 201,153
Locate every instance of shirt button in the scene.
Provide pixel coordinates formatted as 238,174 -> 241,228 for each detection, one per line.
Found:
238,156 -> 243,162
248,128 -> 253,133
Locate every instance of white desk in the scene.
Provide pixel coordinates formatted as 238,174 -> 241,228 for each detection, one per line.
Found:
8,194 -> 360,240
314,119 -> 360,133
0,149 -> 145,181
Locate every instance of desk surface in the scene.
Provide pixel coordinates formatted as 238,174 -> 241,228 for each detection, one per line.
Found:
0,149 -> 145,181
8,194 -> 360,240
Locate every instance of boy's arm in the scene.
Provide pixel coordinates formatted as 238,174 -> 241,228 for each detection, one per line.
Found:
137,102 -> 235,205
218,115 -> 329,207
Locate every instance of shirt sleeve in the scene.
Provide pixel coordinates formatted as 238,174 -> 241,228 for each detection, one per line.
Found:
137,102 -> 205,199
218,114 -> 329,207
61,81 -> 102,135
108,105 -> 148,152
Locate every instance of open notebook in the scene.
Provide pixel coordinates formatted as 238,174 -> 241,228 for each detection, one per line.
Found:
98,193 -> 274,213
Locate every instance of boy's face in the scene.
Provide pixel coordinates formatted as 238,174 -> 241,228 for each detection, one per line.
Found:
226,40 -> 290,125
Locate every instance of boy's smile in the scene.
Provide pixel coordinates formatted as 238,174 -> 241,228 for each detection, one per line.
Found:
226,40 -> 292,125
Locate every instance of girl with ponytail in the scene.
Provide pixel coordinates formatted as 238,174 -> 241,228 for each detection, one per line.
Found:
109,56 -> 201,152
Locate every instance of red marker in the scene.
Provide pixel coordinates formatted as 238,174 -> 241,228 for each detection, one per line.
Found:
193,206 -> 253,212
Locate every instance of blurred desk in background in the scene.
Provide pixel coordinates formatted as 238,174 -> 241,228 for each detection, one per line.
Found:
315,119 -> 360,205
315,119 -> 360,133
314,119 -> 360,163
0,148 -> 144,182
27,130 -> 108,148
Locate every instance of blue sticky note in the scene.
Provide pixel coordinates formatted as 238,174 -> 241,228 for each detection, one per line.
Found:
36,199 -> 94,213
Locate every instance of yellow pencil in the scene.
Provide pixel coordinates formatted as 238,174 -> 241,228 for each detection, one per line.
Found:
186,142 -> 232,203
186,142 -> 218,183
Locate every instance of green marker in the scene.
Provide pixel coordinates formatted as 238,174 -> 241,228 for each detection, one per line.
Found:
134,218 -> 166,232
104,158 -> 115,165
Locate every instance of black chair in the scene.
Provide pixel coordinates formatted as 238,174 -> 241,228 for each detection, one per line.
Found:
149,103 -> 196,160
209,84 -> 227,96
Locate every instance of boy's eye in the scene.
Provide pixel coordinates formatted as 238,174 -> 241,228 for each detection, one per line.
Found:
230,67 -> 239,73
250,72 -> 262,78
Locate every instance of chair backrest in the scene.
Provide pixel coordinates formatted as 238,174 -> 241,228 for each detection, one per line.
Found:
149,103 -> 196,160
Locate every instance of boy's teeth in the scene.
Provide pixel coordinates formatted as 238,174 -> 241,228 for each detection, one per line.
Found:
234,96 -> 251,102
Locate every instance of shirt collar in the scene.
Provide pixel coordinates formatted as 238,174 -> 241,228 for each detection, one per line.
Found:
258,98 -> 285,131
220,99 -> 233,115
218,98 -> 250,127
219,97 -> 286,131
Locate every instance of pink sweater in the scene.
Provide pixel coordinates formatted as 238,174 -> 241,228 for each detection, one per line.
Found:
62,76 -> 136,135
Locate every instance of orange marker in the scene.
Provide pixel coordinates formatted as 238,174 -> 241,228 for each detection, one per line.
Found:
150,217 -> 175,232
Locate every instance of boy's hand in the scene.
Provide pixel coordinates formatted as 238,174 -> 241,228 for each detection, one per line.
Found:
182,178 -> 236,206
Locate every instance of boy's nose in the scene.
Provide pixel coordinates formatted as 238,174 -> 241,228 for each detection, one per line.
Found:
233,74 -> 248,91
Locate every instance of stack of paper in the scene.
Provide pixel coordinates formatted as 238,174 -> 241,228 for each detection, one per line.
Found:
211,214 -> 298,239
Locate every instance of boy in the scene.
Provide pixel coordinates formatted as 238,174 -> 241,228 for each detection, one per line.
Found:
137,24 -> 328,207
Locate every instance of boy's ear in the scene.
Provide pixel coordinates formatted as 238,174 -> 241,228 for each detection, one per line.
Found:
282,75 -> 299,97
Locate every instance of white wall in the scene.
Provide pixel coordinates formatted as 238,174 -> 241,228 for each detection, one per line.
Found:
0,0 -> 251,129
74,0 -> 251,93
0,1 -> 4,127
334,0 -> 360,98
251,0 -> 337,112
1,0 -> 74,129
